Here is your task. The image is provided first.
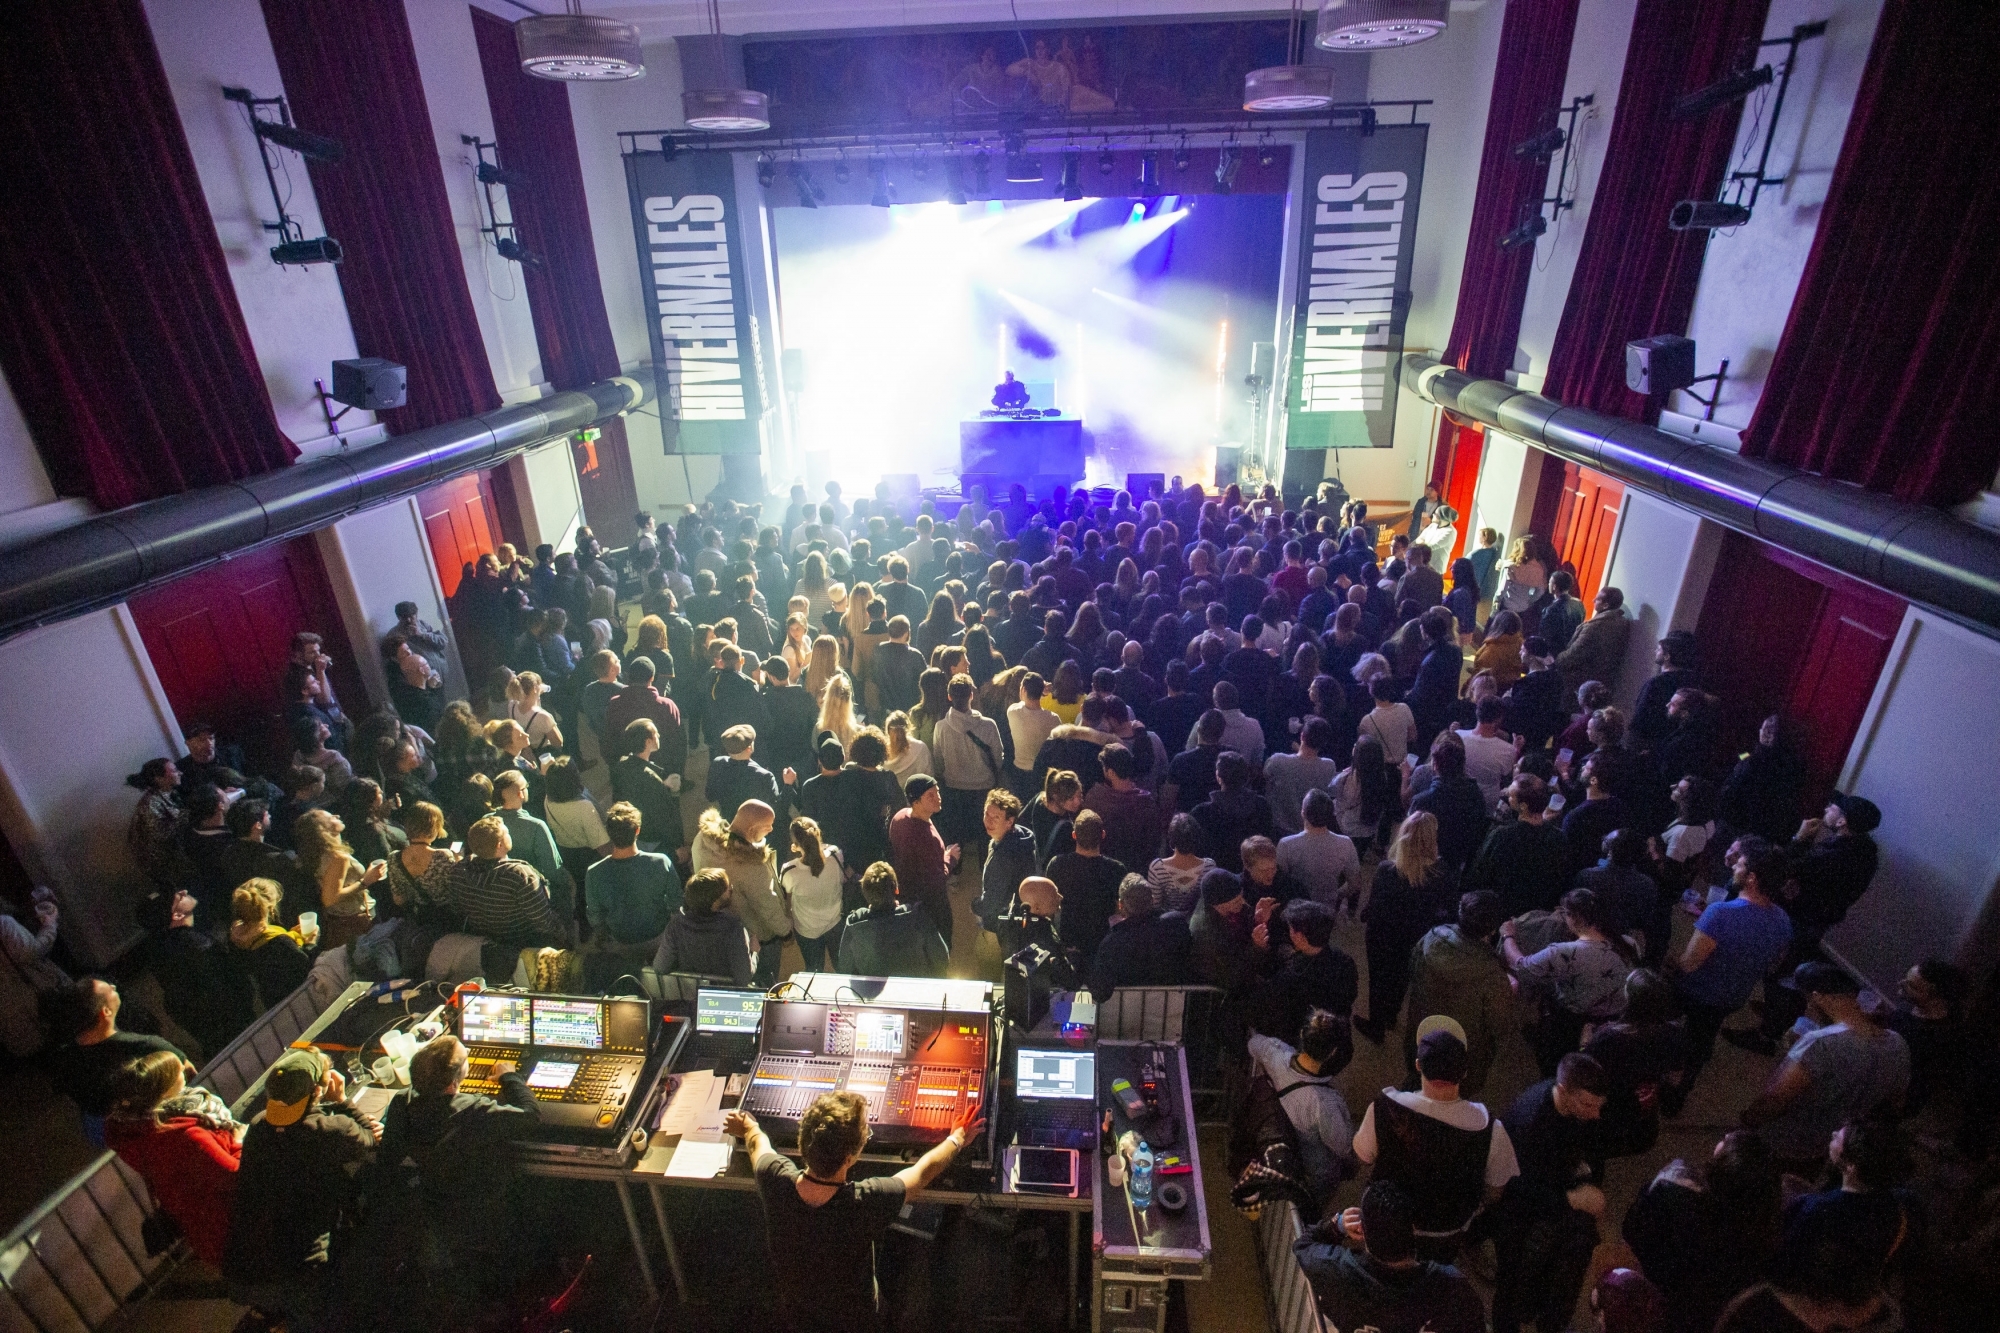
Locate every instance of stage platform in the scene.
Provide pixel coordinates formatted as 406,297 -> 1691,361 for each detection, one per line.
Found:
960,415 -> 1086,493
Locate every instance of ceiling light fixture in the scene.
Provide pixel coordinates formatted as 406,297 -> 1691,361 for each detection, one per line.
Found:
1137,151 -> 1160,196
1315,0 -> 1448,51
1214,144 -> 1241,195
1004,132 -> 1043,184
971,149 -> 991,196
756,153 -> 776,188
1098,145 -> 1116,176
1059,149 -> 1083,202
680,3 -> 769,131
515,0 -> 644,81
1246,0 -> 1338,111
944,157 -> 969,206
1173,137 -> 1190,171
869,157 -> 894,208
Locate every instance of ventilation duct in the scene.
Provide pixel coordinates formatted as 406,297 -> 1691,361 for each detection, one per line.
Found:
0,377 -> 647,642
1400,352 -> 2000,635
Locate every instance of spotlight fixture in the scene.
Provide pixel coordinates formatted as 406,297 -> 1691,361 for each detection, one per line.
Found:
1257,139 -> 1277,168
1004,132 -> 1043,183
1315,0 -> 1448,50
463,137 -> 540,267
1172,139 -> 1191,171
971,149 -> 991,196
944,157 -> 969,206
833,154 -> 851,185
868,158 -> 893,208
1511,126 -> 1566,161
223,87 -> 343,266
1098,145 -> 1116,176
1668,200 -> 1753,231
514,1 -> 644,80
1245,0 -> 1337,111
1672,63 -> 1774,120
495,236 -> 543,266
1059,149 -> 1083,202
679,15 -> 768,130
913,152 -> 931,181
756,153 -> 777,188
1214,145 -> 1241,194
1497,211 -> 1547,249
788,161 -> 821,208
1137,151 -> 1160,196
475,161 -> 529,187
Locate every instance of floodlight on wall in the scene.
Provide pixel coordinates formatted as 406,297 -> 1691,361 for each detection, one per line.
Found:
1246,0 -> 1338,111
1004,132 -> 1044,183
1512,127 -> 1566,161
1666,22 -> 1826,233
679,8 -> 769,131
462,135 -> 540,267
1315,0 -> 1448,50
1668,200 -> 1753,231
1497,210 -> 1546,250
515,2 -> 643,81
222,86 -> 344,268
1495,95 -> 1592,248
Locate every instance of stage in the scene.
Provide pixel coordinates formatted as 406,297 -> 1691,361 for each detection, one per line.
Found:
960,414 -> 1087,493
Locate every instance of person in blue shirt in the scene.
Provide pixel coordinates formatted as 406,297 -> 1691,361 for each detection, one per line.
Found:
1665,837 -> 1792,1113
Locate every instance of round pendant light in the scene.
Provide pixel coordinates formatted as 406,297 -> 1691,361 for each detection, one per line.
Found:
682,88 -> 770,132
516,9 -> 644,81
1315,0 -> 1449,51
1244,64 -> 1338,112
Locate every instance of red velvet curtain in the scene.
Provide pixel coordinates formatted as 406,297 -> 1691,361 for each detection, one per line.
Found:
1428,0 -> 1584,553
1738,0 -> 2000,507
262,0 -> 500,432
470,7 -> 640,544
1540,0 -> 1772,418
0,0 -> 297,511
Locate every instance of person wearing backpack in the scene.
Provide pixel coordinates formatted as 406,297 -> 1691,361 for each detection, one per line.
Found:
1241,1008 -> 1355,1214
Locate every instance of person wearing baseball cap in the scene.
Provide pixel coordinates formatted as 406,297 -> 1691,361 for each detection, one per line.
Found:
1740,962 -> 1910,1175
223,1048 -> 378,1319
1351,1016 -> 1520,1262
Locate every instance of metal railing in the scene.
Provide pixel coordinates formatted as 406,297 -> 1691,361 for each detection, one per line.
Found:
1255,1200 -> 1328,1333
1091,985 -> 1228,1121
0,978 -> 342,1333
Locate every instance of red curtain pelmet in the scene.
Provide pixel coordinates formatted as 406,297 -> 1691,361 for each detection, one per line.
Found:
1737,0 -> 2000,508
1540,0 -> 1772,419
470,6 -> 640,545
0,0 -> 297,511
262,0 -> 500,433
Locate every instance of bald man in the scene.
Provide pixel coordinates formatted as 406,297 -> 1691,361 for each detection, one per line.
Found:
996,876 -> 1079,987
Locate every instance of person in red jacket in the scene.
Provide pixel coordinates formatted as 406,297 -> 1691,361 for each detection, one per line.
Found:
104,1050 -> 241,1268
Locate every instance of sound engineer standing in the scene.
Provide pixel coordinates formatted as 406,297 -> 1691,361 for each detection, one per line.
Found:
726,1093 -> 984,1333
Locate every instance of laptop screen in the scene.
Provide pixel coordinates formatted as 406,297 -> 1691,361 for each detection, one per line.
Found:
696,988 -> 766,1035
1016,1048 -> 1096,1102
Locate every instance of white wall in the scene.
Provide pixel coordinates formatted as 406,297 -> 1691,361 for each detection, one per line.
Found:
316,498 -> 468,710
511,440 -> 588,555
1513,0 -> 1639,389
1596,490 -> 1724,710
141,0 -> 381,456
1466,428 -> 1543,555
1347,0 -> 1504,505
1829,609 -> 2000,989
1673,0 -> 1885,428
0,609 -> 185,967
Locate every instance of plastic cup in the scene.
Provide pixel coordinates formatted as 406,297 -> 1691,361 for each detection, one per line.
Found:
297,911 -> 320,945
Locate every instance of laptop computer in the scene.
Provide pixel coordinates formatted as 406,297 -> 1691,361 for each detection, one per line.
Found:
1013,1047 -> 1098,1150
692,987 -> 765,1074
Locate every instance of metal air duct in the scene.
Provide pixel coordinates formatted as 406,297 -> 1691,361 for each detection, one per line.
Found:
1400,353 -> 2000,634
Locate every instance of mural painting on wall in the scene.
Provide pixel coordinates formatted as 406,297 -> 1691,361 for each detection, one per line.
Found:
744,20 -> 1308,127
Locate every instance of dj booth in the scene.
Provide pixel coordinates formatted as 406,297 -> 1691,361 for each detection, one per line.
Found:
960,414 -> 1087,492
264,974 -> 1209,1331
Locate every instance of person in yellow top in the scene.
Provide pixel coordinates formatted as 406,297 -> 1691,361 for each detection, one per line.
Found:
225,880 -> 314,1009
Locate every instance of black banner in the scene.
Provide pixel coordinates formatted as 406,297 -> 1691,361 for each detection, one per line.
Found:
623,149 -> 765,455
1284,124 -> 1427,450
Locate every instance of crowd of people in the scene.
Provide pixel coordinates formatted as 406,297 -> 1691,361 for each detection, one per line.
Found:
5,474 -> 1993,1332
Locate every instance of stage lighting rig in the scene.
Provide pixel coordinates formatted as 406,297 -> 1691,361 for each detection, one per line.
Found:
868,157 -> 894,208
944,157 -> 969,206
222,86 -> 344,267
1257,138 -> 1277,168
1098,145 -> 1116,176
1173,137 -> 1191,172
913,152 -> 931,181
1059,150 -> 1084,202
1494,94 -> 1591,249
1214,144 -> 1241,195
788,161 -> 823,208
462,136 -> 539,267
1004,132 -> 1043,183
1137,151 -> 1161,197
834,152 -> 851,185
756,153 -> 777,188
1668,21 -> 1825,231
971,150 -> 991,196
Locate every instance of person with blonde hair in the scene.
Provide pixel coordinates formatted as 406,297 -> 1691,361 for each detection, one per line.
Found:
507,670 -> 563,752
385,800 -> 457,924
804,634 -> 842,705
693,801 -> 788,986
227,878 -> 313,1009
882,710 -> 932,784
292,808 -> 382,948
1357,811 -> 1457,1043
843,581 -> 879,684
816,672 -> 861,753
794,550 -> 835,625
780,612 -> 812,679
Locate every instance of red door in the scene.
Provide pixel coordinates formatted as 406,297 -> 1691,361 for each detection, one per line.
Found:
129,537 -> 366,774
1543,463 -> 1623,602
1694,531 -> 1905,804
419,473 -> 501,599
574,416 -> 641,549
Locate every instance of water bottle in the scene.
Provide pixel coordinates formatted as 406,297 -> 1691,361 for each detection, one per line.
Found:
1129,1140 -> 1154,1210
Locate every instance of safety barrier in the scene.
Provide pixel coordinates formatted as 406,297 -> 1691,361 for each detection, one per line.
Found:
1255,1199 -> 1328,1333
0,978 -> 341,1333
1091,985 -> 1228,1120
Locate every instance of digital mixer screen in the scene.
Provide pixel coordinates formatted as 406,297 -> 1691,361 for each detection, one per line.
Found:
532,999 -> 604,1049
526,1062 -> 579,1090
849,1011 -> 906,1056
461,994 -> 530,1045
696,989 -> 766,1034
1017,1049 -> 1095,1101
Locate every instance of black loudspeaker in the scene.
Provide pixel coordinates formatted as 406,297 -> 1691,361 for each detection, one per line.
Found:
1281,450 -> 1326,509
1213,444 -> 1243,488
331,357 -> 406,410
1125,472 -> 1166,502
716,452 -> 764,503
1625,335 -> 1696,396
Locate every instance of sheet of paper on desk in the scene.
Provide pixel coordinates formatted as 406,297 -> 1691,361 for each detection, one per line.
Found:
662,1138 -> 733,1179
658,1070 -> 724,1136
353,1087 -> 396,1120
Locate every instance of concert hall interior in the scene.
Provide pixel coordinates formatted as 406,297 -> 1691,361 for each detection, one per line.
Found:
0,1 -> 1996,1332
